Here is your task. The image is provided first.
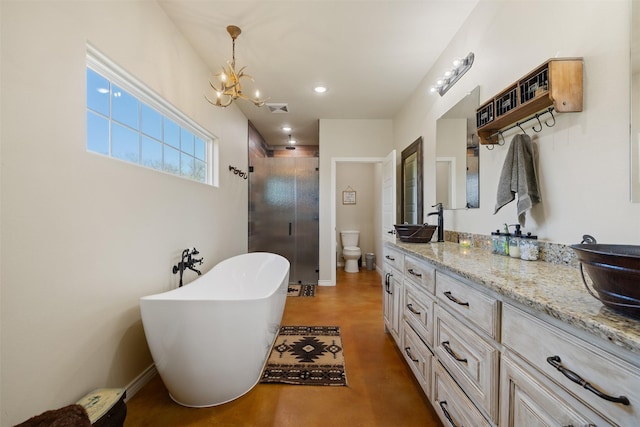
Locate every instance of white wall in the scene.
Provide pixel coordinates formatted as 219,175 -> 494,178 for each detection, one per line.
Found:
395,0 -> 640,245
0,1 -> 249,424
319,119 -> 393,284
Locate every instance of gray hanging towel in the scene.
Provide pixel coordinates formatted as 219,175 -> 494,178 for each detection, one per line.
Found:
494,133 -> 541,226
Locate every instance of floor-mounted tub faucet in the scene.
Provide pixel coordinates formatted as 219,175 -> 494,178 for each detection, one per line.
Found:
172,247 -> 203,287
427,203 -> 444,242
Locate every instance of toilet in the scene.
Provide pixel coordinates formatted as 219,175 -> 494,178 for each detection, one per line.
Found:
340,230 -> 361,273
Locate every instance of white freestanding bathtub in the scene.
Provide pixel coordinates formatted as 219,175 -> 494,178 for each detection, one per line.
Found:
140,252 -> 290,407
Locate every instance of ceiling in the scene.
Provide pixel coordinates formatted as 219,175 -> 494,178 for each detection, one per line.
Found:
158,0 -> 480,148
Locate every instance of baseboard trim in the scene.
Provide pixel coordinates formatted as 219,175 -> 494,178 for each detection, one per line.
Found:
124,364 -> 157,402
317,279 -> 334,287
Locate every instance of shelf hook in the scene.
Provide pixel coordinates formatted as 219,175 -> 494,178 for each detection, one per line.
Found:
545,108 -> 556,127
517,122 -> 527,134
532,114 -> 543,132
498,131 -> 506,146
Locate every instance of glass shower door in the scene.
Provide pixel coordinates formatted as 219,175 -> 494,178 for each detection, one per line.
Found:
248,157 -> 318,284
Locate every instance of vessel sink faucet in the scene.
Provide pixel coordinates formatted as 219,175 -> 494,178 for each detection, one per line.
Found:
172,247 -> 203,287
427,203 -> 444,242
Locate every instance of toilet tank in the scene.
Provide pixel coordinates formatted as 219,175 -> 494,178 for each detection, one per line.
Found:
340,230 -> 360,247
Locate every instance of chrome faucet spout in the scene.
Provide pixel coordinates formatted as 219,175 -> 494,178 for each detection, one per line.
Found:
427,203 -> 444,242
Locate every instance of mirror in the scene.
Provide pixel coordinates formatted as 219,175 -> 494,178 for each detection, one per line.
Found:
632,0 -> 639,202
401,137 -> 423,224
435,86 -> 480,209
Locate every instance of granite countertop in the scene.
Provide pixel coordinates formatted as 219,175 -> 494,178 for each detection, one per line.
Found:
387,240 -> 640,357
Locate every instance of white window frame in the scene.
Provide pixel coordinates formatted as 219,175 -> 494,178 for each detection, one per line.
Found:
86,43 -> 218,187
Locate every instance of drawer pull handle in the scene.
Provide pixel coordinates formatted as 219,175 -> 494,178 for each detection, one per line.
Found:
438,401 -> 459,427
546,356 -> 630,406
443,291 -> 469,306
408,268 -> 422,277
385,255 -> 395,261
406,303 -> 421,315
442,341 -> 467,363
404,347 -> 419,363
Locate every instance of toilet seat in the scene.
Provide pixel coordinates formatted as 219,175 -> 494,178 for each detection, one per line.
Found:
343,246 -> 361,256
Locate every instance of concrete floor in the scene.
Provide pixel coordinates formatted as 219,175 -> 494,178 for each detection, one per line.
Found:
125,268 -> 442,426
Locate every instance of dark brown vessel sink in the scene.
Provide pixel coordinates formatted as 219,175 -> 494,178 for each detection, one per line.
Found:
570,243 -> 640,318
394,224 -> 437,243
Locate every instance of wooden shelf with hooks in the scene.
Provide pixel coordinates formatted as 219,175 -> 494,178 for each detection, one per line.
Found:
477,58 -> 583,145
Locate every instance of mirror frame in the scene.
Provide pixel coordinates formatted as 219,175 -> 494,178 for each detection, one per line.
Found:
631,0 -> 639,202
400,136 -> 423,224
435,86 -> 480,209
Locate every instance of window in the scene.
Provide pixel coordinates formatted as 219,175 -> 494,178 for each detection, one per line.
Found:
86,46 -> 216,185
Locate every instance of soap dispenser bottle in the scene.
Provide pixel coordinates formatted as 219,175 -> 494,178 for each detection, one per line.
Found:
508,225 -> 522,258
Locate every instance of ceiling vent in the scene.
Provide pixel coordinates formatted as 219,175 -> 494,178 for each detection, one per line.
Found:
266,103 -> 289,113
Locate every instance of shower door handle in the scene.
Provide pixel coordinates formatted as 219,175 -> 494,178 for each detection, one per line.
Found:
289,222 -> 292,236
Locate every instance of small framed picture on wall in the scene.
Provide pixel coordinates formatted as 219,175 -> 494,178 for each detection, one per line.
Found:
342,190 -> 356,205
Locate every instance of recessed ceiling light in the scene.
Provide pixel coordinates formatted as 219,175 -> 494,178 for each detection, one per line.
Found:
282,126 -> 292,132
313,86 -> 327,94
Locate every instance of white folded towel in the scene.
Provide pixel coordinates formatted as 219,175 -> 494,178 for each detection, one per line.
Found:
494,133 -> 541,226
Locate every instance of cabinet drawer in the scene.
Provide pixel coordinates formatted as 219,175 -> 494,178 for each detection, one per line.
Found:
404,255 -> 435,294
432,361 -> 492,427
402,321 -> 433,399
500,354 -> 609,427
436,271 -> 499,339
503,304 -> 640,427
434,305 -> 499,423
383,246 -> 403,272
403,282 -> 434,347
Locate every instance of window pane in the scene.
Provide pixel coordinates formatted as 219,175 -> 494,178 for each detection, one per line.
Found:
181,128 -> 195,155
181,154 -> 195,178
87,111 -> 110,155
112,85 -> 139,130
85,64 -> 210,185
195,159 -> 206,182
87,68 -> 110,116
141,104 -> 162,140
141,136 -> 162,170
195,137 -> 206,161
164,145 -> 180,174
112,123 -> 139,163
164,119 -> 180,148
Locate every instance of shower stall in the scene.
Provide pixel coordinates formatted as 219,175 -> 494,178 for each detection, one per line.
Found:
248,157 -> 319,284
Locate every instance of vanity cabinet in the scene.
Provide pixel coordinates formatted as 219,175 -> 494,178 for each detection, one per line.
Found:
384,242 -> 640,427
502,304 -> 640,427
434,272 -> 500,424
400,254 -> 437,398
382,246 -> 403,345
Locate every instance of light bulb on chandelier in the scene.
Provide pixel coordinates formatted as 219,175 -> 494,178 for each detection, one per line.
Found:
206,25 -> 268,108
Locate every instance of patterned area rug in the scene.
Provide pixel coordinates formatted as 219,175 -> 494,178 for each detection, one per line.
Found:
261,326 -> 347,386
287,284 -> 316,297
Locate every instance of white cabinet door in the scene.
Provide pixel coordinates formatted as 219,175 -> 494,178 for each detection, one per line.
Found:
383,269 -> 402,344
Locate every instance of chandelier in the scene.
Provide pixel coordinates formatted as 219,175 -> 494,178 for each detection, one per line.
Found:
206,25 -> 267,108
